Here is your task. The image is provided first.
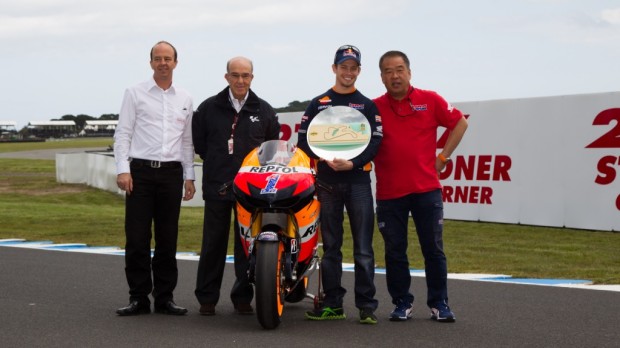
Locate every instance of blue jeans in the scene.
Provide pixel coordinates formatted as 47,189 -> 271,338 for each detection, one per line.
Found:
318,182 -> 378,311
376,189 -> 448,308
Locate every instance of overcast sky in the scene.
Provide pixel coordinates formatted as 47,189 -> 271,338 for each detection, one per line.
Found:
1,0 -> 619,129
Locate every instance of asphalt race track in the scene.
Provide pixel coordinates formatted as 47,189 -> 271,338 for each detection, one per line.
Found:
1,246 -> 619,348
2,148 -> 619,346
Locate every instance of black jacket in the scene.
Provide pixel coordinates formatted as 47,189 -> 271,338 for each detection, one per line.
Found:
192,87 -> 281,200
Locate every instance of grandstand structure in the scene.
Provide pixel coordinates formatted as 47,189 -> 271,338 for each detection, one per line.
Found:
0,121 -> 19,140
27,121 -> 77,139
1,119 -> 119,141
80,120 -> 118,137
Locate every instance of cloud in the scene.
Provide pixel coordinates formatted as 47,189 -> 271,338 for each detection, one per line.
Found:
600,8 -> 620,24
560,7 -> 620,44
0,0 -> 405,40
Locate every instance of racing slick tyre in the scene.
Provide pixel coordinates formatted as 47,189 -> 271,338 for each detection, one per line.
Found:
255,241 -> 284,329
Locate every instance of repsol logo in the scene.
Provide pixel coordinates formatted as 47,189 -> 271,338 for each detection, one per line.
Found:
248,166 -> 300,173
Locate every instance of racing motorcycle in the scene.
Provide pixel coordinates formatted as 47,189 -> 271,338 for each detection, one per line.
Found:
232,140 -> 323,329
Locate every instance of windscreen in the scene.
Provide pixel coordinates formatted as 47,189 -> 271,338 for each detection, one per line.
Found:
256,140 -> 296,166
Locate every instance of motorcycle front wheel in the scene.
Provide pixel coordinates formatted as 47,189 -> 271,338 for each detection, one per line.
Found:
255,241 -> 284,329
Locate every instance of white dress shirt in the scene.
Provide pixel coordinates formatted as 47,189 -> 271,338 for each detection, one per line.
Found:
228,89 -> 248,112
113,77 -> 195,180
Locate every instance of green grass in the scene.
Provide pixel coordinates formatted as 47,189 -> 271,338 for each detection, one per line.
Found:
1,138 -> 619,284
0,137 -> 114,152
0,157 -> 204,253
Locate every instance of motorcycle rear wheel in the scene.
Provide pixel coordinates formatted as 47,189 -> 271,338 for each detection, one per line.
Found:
255,241 -> 284,329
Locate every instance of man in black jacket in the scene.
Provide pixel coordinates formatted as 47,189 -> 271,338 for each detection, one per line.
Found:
192,56 -> 281,315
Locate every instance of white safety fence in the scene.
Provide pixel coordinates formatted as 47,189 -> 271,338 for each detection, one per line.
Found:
56,151 -> 204,207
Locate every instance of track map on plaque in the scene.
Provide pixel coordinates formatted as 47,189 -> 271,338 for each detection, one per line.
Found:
307,105 -> 371,160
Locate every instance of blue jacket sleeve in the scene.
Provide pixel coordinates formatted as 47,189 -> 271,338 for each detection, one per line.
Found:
350,101 -> 383,169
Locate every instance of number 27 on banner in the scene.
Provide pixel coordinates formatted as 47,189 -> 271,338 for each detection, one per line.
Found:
586,108 -> 620,210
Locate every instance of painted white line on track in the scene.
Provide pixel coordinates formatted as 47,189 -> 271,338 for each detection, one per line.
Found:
1,239 -> 618,292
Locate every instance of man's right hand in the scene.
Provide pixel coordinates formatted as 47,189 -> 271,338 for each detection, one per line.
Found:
117,173 -> 133,195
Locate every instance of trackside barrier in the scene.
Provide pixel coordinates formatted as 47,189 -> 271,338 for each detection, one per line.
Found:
56,92 -> 619,230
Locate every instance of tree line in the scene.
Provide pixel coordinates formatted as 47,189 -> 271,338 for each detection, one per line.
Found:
24,100 -> 311,133
53,114 -> 119,130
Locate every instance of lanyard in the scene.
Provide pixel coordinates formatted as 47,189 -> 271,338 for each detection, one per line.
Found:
228,94 -> 244,154
230,114 -> 239,140
228,93 -> 244,140
228,113 -> 239,155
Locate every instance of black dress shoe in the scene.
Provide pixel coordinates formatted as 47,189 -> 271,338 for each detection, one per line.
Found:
116,301 -> 151,316
199,303 -> 216,316
154,301 -> 188,315
234,303 -> 254,315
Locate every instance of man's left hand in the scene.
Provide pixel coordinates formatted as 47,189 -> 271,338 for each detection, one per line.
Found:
325,158 -> 354,171
183,180 -> 196,201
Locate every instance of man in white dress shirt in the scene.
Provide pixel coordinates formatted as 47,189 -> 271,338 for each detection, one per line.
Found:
113,40 -> 195,316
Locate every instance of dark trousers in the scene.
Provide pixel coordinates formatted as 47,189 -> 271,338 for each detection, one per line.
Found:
124,163 -> 183,306
317,182 -> 378,311
376,189 -> 448,308
194,200 -> 253,306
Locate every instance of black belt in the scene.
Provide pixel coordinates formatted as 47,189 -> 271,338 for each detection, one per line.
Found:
131,158 -> 181,168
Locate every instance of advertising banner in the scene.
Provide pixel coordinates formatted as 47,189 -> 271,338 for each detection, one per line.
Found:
277,92 -> 619,231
